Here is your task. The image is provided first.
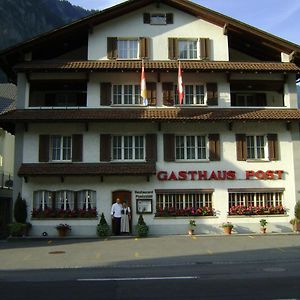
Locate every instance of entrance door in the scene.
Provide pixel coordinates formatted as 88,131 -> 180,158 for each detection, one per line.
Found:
112,191 -> 132,233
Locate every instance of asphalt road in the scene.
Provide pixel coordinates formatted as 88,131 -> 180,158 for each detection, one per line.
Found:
1,260 -> 300,299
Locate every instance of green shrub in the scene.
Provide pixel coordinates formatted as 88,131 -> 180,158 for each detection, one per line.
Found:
97,213 -> 110,237
295,201 -> 300,220
14,193 -> 27,223
9,223 -> 27,237
136,215 -> 149,237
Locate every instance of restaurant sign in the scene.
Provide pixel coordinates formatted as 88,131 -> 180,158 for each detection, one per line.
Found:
157,170 -> 284,181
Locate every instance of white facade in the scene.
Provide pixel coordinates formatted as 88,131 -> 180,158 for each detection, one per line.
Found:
9,1 -> 300,236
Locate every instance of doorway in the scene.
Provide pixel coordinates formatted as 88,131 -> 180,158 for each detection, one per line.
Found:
112,190 -> 132,234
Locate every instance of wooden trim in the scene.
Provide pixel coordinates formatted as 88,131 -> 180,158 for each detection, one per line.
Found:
163,134 -> 175,162
162,82 -> 174,106
100,134 -> 111,162
166,13 -> 174,24
143,13 -> 150,24
139,37 -> 149,59
228,188 -> 285,193
168,38 -> 178,60
236,134 -> 247,161
206,82 -> 218,106
208,134 -> 220,161
146,82 -> 157,106
200,38 -> 210,60
39,135 -> 50,162
107,37 -> 117,59
146,134 -> 157,162
267,134 -> 279,161
155,189 -> 215,194
72,134 -> 83,162
100,82 -> 112,106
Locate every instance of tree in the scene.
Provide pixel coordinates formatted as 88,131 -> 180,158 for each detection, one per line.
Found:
14,193 -> 27,223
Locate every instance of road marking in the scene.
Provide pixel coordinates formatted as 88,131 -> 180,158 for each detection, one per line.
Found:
192,236 -> 197,240
248,235 -> 255,239
277,248 -> 285,252
207,249 -> 213,255
134,252 -> 140,257
78,276 -> 198,282
134,238 -> 139,241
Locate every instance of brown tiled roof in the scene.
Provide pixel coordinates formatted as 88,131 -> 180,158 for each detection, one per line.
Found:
2,108 -> 300,123
18,163 -> 156,176
15,60 -> 300,73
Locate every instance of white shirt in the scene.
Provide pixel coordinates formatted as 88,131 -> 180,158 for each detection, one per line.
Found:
111,203 -> 123,218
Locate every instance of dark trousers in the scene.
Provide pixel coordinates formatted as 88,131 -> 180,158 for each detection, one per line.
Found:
113,217 -> 121,235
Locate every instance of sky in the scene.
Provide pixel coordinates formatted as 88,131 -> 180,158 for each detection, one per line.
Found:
69,0 -> 300,45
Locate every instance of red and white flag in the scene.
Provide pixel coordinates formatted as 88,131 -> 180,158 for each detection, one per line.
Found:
140,61 -> 148,106
178,61 -> 184,105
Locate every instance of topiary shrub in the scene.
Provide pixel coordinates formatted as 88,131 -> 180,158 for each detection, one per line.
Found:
14,193 -> 27,223
136,215 -> 149,237
8,223 -> 27,237
97,213 -> 110,237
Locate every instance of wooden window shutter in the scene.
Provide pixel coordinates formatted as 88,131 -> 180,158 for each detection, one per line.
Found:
100,134 -> 111,162
162,82 -> 174,106
200,38 -> 211,60
143,13 -> 150,24
107,37 -> 117,59
236,134 -> 247,161
256,93 -> 267,106
146,134 -> 157,162
166,13 -> 173,24
163,134 -> 175,162
207,82 -> 218,106
267,134 -> 279,161
72,134 -> 83,162
168,38 -> 178,60
146,82 -> 157,106
39,135 -> 50,162
139,37 -> 149,59
208,134 -> 220,161
100,82 -> 112,106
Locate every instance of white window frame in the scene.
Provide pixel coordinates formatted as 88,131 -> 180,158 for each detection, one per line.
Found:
112,135 -> 145,161
117,38 -> 139,59
33,190 -> 53,211
77,190 -> 96,211
246,135 -> 268,160
175,84 -> 206,105
112,84 -> 142,105
229,191 -> 283,208
50,135 -> 72,162
156,192 -> 213,210
178,39 -> 198,60
56,190 -> 75,210
175,135 -> 208,161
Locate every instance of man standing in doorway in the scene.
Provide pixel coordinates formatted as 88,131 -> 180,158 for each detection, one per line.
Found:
111,198 -> 122,235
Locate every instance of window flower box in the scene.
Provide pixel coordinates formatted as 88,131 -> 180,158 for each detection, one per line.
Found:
31,208 -> 98,219
155,207 -> 215,218
228,205 -> 285,216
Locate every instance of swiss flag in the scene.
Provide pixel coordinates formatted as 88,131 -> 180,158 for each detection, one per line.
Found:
178,61 -> 184,105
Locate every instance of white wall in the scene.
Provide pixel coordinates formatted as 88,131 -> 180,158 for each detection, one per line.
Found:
21,121 -> 297,236
88,3 -> 229,61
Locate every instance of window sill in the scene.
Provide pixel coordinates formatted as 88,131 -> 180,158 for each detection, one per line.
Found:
228,214 -> 288,218
111,104 -> 148,107
31,217 -> 98,220
50,160 -> 72,163
110,160 -> 146,163
175,159 -> 210,163
174,104 -> 207,107
246,159 -> 270,163
154,216 -> 218,219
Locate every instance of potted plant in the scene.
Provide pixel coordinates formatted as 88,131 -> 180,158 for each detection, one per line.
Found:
188,219 -> 196,236
290,202 -> 300,232
55,224 -> 72,237
97,213 -> 110,237
221,222 -> 234,235
259,219 -> 268,234
136,215 -> 149,237
8,223 -> 27,237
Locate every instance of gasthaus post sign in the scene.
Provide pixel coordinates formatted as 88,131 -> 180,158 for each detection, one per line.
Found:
156,170 -> 285,181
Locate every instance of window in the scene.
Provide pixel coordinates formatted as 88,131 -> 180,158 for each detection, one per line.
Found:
176,136 -> 207,160
112,136 -> 145,161
56,190 -> 75,210
117,39 -> 139,59
33,190 -> 53,211
113,84 -> 141,105
228,190 -> 285,215
246,135 -> 266,159
77,190 -> 96,211
178,39 -> 198,59
175,84 -> 205,105
51,135 -> 72,161
155,191 -> 214,217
